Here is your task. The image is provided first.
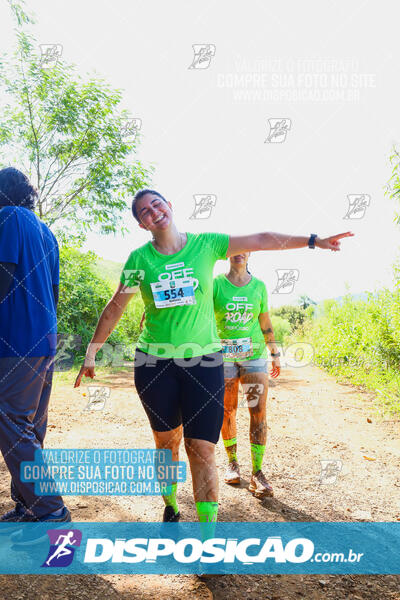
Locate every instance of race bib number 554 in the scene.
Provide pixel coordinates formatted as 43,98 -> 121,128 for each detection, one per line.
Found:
151,277 -> 196,309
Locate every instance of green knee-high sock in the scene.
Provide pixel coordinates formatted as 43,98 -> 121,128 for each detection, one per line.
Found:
196,501 -> 218,523
251,443 -> 266,474
163,482 -> 179,514
223,437 -> 238,463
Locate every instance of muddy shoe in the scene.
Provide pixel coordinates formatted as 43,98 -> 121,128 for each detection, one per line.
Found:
162,506 -> 180,522
224,461 -> 240,485
249,471 -> 274,498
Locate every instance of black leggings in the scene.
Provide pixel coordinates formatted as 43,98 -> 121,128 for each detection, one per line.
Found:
134,349 -> 225,444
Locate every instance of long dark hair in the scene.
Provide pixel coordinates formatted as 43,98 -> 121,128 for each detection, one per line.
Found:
131,188 -> 168,222
0,167 -> 37,210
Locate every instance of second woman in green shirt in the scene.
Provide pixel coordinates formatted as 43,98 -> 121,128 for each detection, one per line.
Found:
213,252 -> 280,498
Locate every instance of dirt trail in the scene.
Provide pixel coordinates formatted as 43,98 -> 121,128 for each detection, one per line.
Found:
0,364 -> 399,599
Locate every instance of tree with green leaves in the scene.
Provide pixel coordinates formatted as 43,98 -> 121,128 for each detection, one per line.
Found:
0,0 -> 153,242
270,304 -> 306,330
298,294 -> 316,310
386,147 -> 400,227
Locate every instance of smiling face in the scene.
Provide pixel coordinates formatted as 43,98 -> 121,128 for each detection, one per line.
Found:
135,193 -> 173,232
230,252 -> 250,267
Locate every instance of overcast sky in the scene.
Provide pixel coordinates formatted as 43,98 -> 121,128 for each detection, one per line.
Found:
1,0 -> 399,306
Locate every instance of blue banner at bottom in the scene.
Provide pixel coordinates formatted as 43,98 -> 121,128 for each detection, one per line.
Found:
0,522 -> 399,574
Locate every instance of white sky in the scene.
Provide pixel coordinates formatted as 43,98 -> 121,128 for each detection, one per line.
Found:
1,0 -> 400,306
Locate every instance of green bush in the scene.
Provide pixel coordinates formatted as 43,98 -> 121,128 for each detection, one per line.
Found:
300,290 -> 400,414
270,315 -> 291,344
270,305 -> 307,330
58,246 -> 143,357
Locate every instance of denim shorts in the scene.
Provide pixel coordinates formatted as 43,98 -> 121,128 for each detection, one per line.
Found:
223,357 -> 268,379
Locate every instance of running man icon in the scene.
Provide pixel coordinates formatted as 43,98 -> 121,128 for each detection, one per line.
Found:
46,531 -> 77,566
43,529 -> 82,568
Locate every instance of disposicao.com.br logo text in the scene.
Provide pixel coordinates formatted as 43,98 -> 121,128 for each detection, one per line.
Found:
82,536 -> 362,565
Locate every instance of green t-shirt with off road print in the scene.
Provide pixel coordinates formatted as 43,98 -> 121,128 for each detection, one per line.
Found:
213,273 -> 269,362
120,232 -> 230,359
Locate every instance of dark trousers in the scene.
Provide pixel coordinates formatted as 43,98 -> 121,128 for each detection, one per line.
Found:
0,356 -> 64,517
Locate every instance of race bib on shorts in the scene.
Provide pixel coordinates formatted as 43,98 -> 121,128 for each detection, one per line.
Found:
151,277 -> 196,309
221,337 -> 253,359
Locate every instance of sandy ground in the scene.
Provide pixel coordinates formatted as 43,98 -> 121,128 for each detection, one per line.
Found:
0,363 -> 399,599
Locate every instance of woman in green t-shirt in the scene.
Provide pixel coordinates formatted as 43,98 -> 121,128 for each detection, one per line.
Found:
74,188 -> 353,524
213,253 -> 280,498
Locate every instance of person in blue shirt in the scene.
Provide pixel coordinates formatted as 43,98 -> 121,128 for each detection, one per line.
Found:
0,167 -> 71,537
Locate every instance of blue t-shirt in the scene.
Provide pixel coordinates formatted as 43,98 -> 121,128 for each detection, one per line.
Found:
0,206 -> 59,357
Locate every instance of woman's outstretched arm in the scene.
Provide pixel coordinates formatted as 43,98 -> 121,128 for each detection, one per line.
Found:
226,231 -> 354,257
74,282 -> 136,387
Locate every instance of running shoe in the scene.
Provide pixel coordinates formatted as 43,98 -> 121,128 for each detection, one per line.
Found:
162,505 -> 180,522
224,461 -> 240,485
0,504 -> 36,522
10,506 -> 71,546
0,504 -> 38,534
249,471 -> 274,498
